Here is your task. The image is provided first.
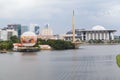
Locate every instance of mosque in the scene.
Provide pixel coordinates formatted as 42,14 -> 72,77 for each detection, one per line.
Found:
64,25 -> 116,41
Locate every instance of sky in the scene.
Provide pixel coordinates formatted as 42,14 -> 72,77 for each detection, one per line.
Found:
0,0 -> 120,35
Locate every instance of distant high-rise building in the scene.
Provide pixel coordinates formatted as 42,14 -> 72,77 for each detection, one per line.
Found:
39,24 -> 55,39
29,24 -> 40,35
21,25 -> 28,34
41,24 -> 53,36
7,24 -> 21,37
35,26 -> 40,35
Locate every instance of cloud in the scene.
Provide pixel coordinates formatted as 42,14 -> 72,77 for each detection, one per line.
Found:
0,0 -> 36,18
0,0 -> 120,34
104,5 -> 120,17
0,0 -> 78,19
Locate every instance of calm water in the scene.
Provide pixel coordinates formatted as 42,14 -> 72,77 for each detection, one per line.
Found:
0,45 -> 120,80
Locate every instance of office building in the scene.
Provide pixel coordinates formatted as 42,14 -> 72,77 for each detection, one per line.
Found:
41,24 -> 53,36
21,25 -> 28,34
29,24 -> 40,35
7,24 -> 21,37
0,29 -> 18,41
39,24 -> 55,39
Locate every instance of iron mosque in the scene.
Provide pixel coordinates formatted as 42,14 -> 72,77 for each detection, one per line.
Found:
64,25 -> 116,41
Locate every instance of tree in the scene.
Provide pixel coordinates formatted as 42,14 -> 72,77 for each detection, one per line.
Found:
47,39 -> 74,50
0,41 -> 13,50
36,39 -> 74,50
10,35 -> 19,43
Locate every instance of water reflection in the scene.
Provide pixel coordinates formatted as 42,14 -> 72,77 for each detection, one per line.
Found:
51,55 -> 117,80
21,52 -> 38,61
21,52 -> 37,56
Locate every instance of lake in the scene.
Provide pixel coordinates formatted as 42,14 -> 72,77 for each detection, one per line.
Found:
0,45 -> 120,80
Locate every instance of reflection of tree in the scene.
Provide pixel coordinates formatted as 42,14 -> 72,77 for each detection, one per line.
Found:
21,52 -> 37,61
22,52 -> 37,56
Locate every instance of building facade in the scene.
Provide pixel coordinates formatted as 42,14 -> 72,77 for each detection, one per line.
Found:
0,29 -> 18,41
41,24 -> 53,36
39,24 -> 55,39
64,26 -> 116,41
35,26 -> 40,35
29,24 -> 40,35
7,24 -> 21,37
21,25 -> 28,34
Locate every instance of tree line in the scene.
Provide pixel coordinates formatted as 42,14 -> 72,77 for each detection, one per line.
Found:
35,38 -> 75,50
0,35 -> 75,50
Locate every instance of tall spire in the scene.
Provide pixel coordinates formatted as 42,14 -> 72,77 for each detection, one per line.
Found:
72,10 -> 75,42
73,10 -> 74,16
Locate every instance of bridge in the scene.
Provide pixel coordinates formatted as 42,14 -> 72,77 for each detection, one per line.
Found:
72,41 -> 81,49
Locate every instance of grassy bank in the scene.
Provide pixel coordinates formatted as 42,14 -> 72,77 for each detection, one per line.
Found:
116,54 -> 120,67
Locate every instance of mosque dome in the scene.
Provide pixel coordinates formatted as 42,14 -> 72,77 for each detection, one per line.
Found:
92,25 -> 106,30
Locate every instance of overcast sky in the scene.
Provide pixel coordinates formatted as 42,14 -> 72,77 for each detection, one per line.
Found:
0,0 -> 120,35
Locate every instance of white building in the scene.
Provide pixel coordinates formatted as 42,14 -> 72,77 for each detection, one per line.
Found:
39,24 -> 55,39
41,24 -> 53,36
64,25 -> 116,41
29,24 -> 40,35
0,29 -> 18,41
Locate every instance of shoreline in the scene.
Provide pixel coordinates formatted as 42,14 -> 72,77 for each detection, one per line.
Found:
0,43 -> 119,53
82,42 -> 120,45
